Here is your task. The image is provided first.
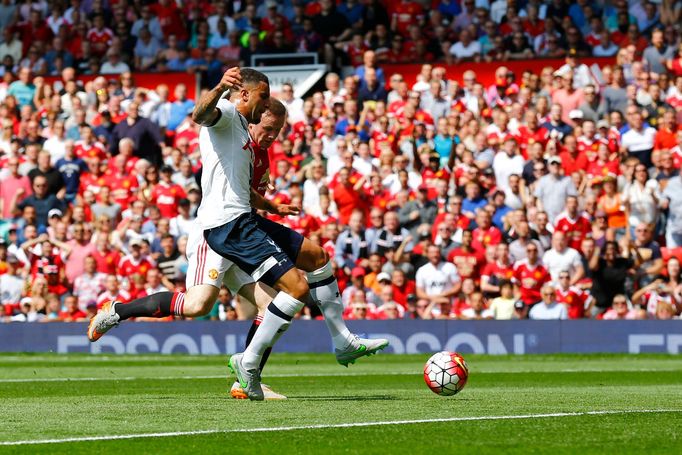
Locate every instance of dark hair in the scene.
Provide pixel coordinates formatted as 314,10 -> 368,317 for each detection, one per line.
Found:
498,279 -> 512,289
266,97 -> 287,118
241,68 -> 269,88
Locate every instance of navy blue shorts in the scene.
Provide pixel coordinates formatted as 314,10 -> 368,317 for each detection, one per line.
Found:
204,211 -> 304,287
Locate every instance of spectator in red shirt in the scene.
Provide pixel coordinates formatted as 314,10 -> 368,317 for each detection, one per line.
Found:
151,165 -> 187,218
332,166 -> 368,225
512,243 -> 550,306
447,229 -> 485,281
58,294 -> 87,321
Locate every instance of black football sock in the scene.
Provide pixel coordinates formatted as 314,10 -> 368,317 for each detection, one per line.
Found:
259,347 -> 272,373
114,292 -> 184,320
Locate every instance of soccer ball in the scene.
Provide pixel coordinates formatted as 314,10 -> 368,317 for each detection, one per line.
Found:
423,351 -> 469,396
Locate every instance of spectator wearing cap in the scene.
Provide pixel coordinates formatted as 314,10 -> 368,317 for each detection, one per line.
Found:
511,299 -> 529,319
398,184 -> 437,239
529,284 -> 568,320
534,155 -> 577,221
13,175 -> 65,229
341,266 -> 376,308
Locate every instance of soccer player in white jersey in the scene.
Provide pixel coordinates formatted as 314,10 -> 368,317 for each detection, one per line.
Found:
88,68 -> 387,400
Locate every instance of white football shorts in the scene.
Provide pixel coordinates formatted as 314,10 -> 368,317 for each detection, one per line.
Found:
185,221 -> 254,295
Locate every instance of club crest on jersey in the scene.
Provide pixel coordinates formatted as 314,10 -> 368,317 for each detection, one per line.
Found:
208,269 -> 219,280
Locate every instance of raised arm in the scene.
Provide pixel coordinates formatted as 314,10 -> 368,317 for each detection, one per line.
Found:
191,67 -> 243,126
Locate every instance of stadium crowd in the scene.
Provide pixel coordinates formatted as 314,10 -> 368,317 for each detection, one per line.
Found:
1,0 -> 682,323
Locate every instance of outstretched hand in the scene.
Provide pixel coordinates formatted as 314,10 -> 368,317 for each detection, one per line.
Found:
276,203 -> 301,217
218,67 -> 243,93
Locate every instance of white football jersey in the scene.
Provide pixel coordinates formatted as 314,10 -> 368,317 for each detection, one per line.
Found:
197,99 -> 255,229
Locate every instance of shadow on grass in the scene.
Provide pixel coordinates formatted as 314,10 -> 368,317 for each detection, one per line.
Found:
288,395 -> 398,401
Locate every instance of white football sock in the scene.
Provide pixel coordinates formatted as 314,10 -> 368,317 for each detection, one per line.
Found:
307,261 -> 353,350
242,292 -> 303,370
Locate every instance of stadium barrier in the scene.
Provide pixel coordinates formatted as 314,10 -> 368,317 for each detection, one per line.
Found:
0,320 -> 680,355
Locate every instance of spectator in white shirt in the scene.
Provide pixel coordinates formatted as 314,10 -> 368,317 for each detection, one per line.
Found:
621,110 -> 656,168
542,231 -> 584,285
449,29 -> 481,63
493,136 -> 524,192
416,244 -> 461,305
529,284 -> 568,320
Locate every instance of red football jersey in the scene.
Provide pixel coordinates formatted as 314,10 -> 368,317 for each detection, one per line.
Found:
117,255 -> 154,279
556,286 -> 590,319
512,259 -> 551,305
471,226 -> 503,253
92,249 -> 121,275
391,1 -> 424,36
78,172 -> 108,196
151,182 -> 187,218
252,141 -> 271,196
107,173 -> 139,209
554,213 -> 592,251
482,260 -> 514,285
74,140 -> 107,161
447,248 -> 485,280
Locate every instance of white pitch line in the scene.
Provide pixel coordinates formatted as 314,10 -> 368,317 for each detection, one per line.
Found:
1,409 -> 679,446
1,368 -> 679,383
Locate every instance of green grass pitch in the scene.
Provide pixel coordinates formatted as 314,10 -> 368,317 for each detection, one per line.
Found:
0,353 -> 680,454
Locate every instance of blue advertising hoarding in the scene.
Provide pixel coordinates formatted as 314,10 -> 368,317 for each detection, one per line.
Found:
0,320 -> 680,355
